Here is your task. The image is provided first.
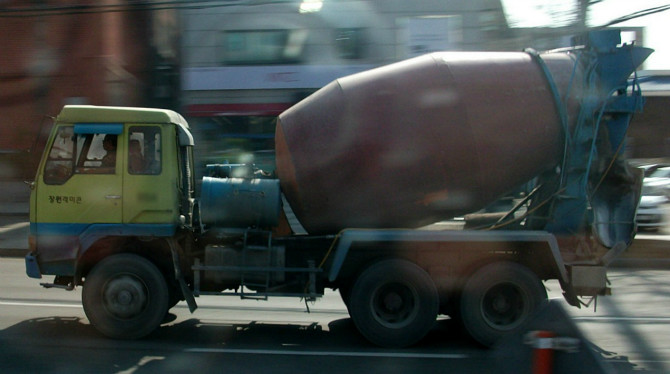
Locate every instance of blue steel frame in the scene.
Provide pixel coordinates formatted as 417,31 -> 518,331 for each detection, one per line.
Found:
25,223 -> 176,278
528,29 -> 652,247
326,228 -> 569,284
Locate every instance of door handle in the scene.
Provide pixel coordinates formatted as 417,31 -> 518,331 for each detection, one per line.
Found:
105,195 -> 122,200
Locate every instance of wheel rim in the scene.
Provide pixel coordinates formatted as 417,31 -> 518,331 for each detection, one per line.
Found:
480,282 -> 529,331
370,282 -> 419,329
102,274 -> 148,319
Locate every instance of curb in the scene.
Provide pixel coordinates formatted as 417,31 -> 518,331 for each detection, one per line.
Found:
610,258 -> 670,269
0,248 -> 29,258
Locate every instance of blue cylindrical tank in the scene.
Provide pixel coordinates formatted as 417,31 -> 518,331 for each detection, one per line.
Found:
199,177 -> 281,229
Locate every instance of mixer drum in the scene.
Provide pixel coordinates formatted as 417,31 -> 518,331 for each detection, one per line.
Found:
276,51 -> 582,234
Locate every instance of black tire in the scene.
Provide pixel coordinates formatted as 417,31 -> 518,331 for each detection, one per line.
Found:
460,261 -> 547,347
82,254 -> 169,339
349,259 -> 439,348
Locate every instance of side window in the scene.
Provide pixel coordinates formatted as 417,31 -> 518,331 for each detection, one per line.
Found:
74,133 -> 117,174
44,127 -> 75,185
128,126 -> 161,175
43,126 -> 121,184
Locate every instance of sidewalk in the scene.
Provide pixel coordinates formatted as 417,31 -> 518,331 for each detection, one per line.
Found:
0,180 -> 30,216
614,234 -> 670,268
0,215 -> 29,257
0,181 -> 30,257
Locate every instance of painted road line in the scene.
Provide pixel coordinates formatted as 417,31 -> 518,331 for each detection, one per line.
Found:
0,222 -> 29,233
572,316 -> 670,322
186,348 -> 469,359
0,300 -> 81,308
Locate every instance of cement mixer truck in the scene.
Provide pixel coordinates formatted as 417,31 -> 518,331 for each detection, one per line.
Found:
25,30 -> 652,347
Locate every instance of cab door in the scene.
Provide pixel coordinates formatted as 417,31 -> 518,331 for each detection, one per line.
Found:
36,124 -> 124,225
122,124 -> 178,224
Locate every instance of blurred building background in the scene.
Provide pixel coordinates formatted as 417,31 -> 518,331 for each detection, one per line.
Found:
182,0 -> 515,171
0,0 -> 179,180
1,0 -> 668,183
627,71 -> 670,161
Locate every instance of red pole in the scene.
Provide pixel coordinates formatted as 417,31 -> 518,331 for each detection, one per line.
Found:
532,330 -> 555,374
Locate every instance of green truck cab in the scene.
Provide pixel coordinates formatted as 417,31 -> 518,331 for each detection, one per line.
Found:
26,105 -> 195,284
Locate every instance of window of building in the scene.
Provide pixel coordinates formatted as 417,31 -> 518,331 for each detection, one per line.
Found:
405,16 -> 462,57
335,28 -> 365,59
191,116 -> 276,172
222,29 -> 307,65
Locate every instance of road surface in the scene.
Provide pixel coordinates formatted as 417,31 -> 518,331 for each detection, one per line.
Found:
1,258 -> 670,373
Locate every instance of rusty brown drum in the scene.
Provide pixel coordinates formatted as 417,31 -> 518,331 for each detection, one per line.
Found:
276,51 -> 582,234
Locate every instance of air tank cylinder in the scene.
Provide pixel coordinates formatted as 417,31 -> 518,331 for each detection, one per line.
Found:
276,51 -> 583,234
199,177 -> 281,229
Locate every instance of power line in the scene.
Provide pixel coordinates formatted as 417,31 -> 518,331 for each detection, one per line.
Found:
599,4 -> 670,27
0,0 -> 293,18
2,0 -> 669,28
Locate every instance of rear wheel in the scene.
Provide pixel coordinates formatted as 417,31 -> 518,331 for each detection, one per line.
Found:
460,261 -> 547,347
82,254 -> 169,339
349,259 -> 438,347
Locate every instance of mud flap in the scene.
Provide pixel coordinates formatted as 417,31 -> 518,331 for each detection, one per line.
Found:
591,164 -> 642,250
168,239 -> 198,313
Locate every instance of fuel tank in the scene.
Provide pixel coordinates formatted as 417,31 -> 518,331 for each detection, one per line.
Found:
276,51 -> 583,234
200,177 -> 281,229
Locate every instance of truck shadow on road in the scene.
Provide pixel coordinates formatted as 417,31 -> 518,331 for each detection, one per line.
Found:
0,315 -> 650,373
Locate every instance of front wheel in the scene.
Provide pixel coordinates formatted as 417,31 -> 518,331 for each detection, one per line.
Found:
460,261 -> 547,347
82,254 -> 169,339
349,259 -> 438,348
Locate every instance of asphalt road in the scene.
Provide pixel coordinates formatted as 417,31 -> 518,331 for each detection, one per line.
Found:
2,258 -> 670,373
1,257 -> 492,374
